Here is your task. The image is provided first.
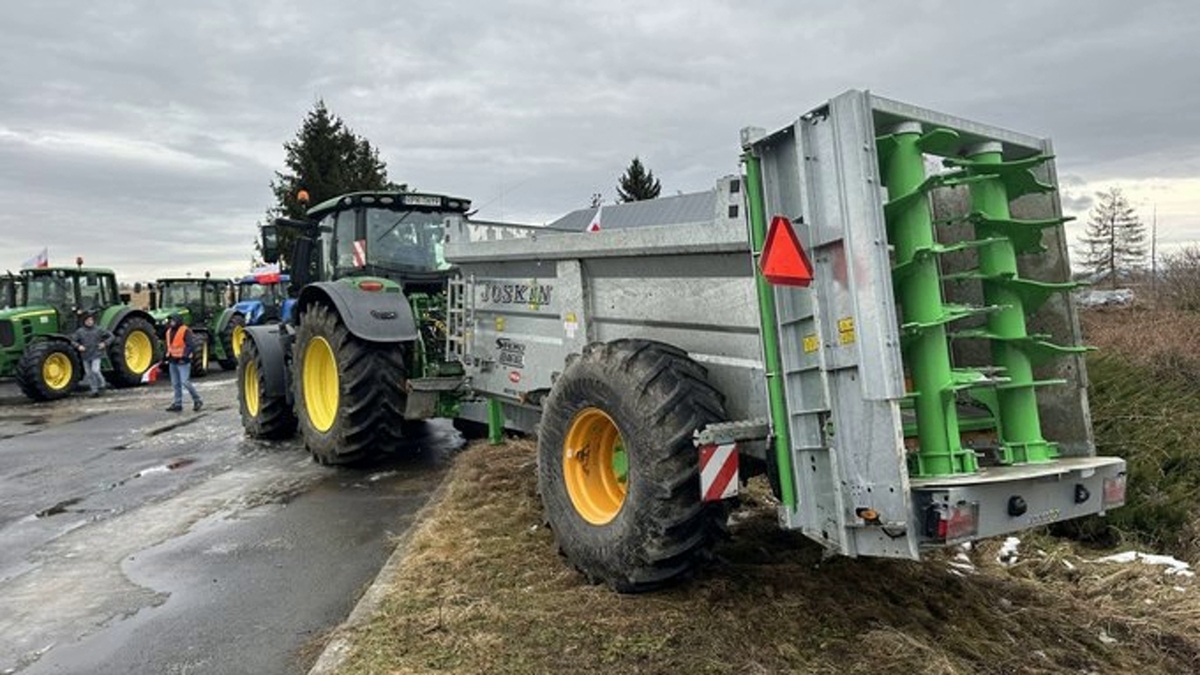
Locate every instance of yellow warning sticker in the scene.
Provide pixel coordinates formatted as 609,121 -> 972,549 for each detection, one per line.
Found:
803,334 -> 820,353
838,317 -> 855,346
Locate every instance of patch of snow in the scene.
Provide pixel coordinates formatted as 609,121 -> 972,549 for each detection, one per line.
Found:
1092,550 -> 1196,577
1062,559 -> 1075,571
949,551 -> 977,575
1097,629 -> 1118,645
997,536 -> 1020,565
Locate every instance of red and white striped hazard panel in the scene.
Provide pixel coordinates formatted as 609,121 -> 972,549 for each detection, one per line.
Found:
353,239 -> 367,267
699,442 -> 739,502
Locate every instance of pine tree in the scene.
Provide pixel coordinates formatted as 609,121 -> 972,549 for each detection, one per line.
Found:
1076,187 -> 1146,287
615,156 -> 661,202
265,101 -> 396,267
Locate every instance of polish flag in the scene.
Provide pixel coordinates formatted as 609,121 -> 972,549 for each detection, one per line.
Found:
21,248 -> 48,269
586,206 -> 602,233
141,363 -> 162,384
251,263 -> 281,284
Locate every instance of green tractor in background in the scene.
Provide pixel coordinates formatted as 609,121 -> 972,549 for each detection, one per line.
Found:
237,191 -> 469,464
1,273 -> 21,309
148,274 -> 239,376
0,266 -> 161,400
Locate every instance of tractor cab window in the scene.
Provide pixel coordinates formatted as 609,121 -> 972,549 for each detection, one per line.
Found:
24,272 -> 71,307
333,211 -> 358,272
78,273 -> 111,311
364,207 -> 449,273
161,281 -> 203,308
239,282 -> 279,303
205,281 -> 229,307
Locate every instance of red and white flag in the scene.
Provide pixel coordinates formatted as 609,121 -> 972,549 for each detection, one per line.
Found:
21,248 -> 48,269
586,206 -> 602,233
251,263 -> 281,284
353,239 -> 367,267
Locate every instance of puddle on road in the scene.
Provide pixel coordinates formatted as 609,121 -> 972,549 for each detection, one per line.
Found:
134,458 -> 197,478
35,497 -> 83,518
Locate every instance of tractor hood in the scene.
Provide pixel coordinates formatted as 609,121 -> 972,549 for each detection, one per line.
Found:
233,300 -> 266,323
0,305 -> 56,324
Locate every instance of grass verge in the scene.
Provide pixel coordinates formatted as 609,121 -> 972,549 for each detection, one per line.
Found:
335,438 -> 1198,675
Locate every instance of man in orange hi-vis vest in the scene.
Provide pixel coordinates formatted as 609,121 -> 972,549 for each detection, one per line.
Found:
163,314 -> 203,412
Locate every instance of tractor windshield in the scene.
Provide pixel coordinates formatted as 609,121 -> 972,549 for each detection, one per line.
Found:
23,271 -> 71,307
238,282 -> 281,302
365,208 -> 449,272
160,281 -> 204,308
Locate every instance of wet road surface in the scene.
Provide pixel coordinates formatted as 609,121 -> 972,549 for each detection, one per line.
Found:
0,372 -> 461,674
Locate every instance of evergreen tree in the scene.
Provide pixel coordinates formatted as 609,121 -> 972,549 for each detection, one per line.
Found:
265,101 -> 396,267
615,156 -> 661,202
1076,187 -> 1147,287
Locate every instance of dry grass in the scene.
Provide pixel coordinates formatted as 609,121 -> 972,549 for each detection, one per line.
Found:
336,438 -> 1200,675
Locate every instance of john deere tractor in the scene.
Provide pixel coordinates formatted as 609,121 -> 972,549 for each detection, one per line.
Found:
1,274 -> 20,309
0,266 -> 161,400
149,274 -> 236,375
237,191 -> 468,464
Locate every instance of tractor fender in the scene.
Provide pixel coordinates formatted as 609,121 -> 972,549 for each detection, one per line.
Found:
100,306 -> 156,333
296,282 -> 418,343
243,324 -> 290,401
214,307 -> 240,334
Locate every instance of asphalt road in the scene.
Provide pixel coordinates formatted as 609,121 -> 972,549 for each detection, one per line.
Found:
0,371 -> 461,674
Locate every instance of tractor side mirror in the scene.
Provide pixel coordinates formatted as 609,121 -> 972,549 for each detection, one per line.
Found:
261,224 -> 280,264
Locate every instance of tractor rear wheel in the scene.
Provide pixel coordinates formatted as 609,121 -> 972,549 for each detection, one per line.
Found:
218,313 -> 244,370
105,317 -> 158,387
16,341 -> 81,401
292,302 -> 407,465
238,335 -> 297,439
191,330 -> 209,378
538,339 -> 727,593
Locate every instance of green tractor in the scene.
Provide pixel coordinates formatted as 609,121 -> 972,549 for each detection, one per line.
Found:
237,191 -> 468,464
0,266 -> 161,400
148,274 -> 239,376
1,273 -> 21,309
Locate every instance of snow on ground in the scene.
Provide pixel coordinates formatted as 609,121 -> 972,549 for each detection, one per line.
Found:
996,537 -> 1020,565
1093,551 -> 1196,577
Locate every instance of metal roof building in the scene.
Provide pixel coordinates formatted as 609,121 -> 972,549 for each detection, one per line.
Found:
546,176 -> 745,232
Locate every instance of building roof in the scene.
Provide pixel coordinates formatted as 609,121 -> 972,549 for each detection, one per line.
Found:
546,180 -> 735,232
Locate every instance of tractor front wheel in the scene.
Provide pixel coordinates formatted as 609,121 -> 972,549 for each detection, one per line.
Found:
191,330 -> 209,378
16,341 -> 81,401
105,317 -> 158,387
292,302 -> 407,465
538,339 -> 727,593
238,335 -> 296,439
220,313 -> 245,370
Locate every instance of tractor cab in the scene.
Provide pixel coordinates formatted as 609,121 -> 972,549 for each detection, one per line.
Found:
153,276 -> 231,328
21,267 -> 120,332
234,273 -> 293,325
264,191 -> 469,293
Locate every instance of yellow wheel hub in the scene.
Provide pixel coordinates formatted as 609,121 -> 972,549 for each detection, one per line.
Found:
232,325 -> 246,357
243,359 -> 260,417
563,407 -> 628,525
42,352 -> 73,391
201,341 -> 209,371
303,336 -> 339,433
124,330 -> 153,374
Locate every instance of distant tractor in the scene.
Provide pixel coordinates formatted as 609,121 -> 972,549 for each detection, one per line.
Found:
0,266 -> 161,400
1,274 -> 21,309
149,274 -> 236,375
226,273 -> 295,363
237,192 -> 469,464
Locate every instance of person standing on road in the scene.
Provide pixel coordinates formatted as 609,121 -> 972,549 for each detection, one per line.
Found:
163,313 -> 203,412
70,311 -> 113,398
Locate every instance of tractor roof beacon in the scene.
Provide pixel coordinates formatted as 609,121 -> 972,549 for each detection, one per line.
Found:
0,266 -> 161,401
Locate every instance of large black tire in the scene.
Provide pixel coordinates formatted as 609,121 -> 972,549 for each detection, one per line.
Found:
237,335 -> 297,439
292,302 -> 407,465
105,316 -> 159,388
16,341 -> 81,401
538,339 -> 728,593
190,330 -> 209,379
218,313 -> 244,371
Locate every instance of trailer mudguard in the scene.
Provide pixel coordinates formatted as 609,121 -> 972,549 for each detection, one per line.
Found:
243,324 -> 290,400
296,281 -> 418,343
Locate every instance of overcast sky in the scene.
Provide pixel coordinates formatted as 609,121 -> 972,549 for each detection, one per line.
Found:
2,0 -> 1197,280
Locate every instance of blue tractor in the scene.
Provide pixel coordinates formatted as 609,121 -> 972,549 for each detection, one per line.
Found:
225,273 -> 296,365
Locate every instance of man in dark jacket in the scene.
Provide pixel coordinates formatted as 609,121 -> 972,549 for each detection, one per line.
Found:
163,313 -> 203,412
70,312 -> 113,397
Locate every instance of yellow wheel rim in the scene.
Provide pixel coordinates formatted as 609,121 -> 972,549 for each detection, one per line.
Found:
201,341 -> 209,371
243,359 -> 260,417
42,352 -> 73,391
303,336 -> 338,433
563,407 -> 628,525
232,325 -> 245,357
124,330 -> 153,374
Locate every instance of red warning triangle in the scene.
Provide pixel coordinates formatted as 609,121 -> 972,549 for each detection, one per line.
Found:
760,215 -> 813,287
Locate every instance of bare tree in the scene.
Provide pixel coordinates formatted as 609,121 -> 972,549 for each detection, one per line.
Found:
1076,187 -> 1146,287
